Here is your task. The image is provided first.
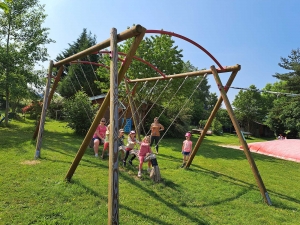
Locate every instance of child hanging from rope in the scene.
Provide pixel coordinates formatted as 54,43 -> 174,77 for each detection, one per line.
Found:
181,132 -> 193,168
138,136 -> 153,178
123,130 -> 140,166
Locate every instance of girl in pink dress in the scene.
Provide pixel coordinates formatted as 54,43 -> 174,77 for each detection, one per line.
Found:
138,136 -> 152,177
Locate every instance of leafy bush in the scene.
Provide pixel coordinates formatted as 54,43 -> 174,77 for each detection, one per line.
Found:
48,94 -> 66,120
211,118 -> 223,135
22,101 -> 42,119
198,119 -> 208,129
63,91 -> 98,135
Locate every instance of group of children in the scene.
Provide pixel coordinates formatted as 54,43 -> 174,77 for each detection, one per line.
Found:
92,117 -> 193,177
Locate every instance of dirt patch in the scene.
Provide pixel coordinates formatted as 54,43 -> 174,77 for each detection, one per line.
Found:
21,160 -> 41,165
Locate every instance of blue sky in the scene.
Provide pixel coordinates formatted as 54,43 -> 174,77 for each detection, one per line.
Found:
38,0 -> 300,103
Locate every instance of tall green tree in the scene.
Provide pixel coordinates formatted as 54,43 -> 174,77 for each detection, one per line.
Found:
0,0 -> 9,13
265,49 -> 300,137
56,29 -> 103,98
232,85 -> 266,132
0,0 -> 54,125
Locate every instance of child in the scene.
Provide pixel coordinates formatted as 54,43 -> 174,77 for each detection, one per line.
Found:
92,118 -> 107,157
101,129 -> 110,159
138,136 -> 152,177
123,130 -> 139,166
181,132 -> 193,168
118,129 -> 125,160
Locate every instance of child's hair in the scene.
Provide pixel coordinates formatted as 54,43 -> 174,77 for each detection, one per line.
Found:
143,136 -> 150,142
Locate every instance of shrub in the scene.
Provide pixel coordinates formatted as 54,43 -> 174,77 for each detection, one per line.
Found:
22,101 -> 42,119
211,118 -> 223,135
48,95 -> 65,120
63,91 -> 98,135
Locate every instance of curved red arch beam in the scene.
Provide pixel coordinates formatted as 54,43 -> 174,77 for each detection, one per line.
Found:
146,29 -> 224,70
99,50 -> 166,78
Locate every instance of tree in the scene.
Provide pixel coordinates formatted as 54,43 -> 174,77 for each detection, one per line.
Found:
0,0 -> 9,13
264,49 -> 300,137
0,0 -> 54,125
63,91 -> 98,135
216,108 -> 233,133
56,29 -> 103,98
232,85 -> 266,132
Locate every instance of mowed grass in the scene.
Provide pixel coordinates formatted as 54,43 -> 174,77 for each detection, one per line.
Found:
0,117 -> 299,224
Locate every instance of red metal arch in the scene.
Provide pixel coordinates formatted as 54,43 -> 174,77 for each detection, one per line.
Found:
145,29 -> 224,70
99,50 -> 166,78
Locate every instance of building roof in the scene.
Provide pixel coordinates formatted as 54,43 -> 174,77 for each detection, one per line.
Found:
89,94 -> 126,109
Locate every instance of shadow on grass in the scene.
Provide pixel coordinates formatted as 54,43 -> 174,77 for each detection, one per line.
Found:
185,164 -> 300,210
122,173 -> 208,224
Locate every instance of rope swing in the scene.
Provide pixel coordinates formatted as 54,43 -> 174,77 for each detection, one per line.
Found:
155,74 -> 207,147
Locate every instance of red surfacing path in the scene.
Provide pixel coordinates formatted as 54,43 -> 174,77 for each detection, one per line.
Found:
240,139 -> 300,163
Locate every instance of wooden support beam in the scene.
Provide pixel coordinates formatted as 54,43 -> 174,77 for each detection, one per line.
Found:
108,28 -> 119,224
54,25 -> 144,68
210,65 -> 271,205
34,61 -> 53,158
65,26 -> 146,181
128,64 -> 241,83
33,66 -> 64,140
186,67 -> 239,168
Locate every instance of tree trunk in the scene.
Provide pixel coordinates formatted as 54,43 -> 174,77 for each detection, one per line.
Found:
4,10 -> 11,126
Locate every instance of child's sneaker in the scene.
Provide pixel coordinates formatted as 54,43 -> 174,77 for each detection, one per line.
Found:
123,160 -> 126,166
95,153 -> 98,157
147,168 -> 152,173
138,171 -> 142,177
180,163 -> 186,168
128,160 -> 133,166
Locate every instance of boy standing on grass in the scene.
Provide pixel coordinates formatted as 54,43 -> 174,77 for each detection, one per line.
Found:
181,132 -> 192,168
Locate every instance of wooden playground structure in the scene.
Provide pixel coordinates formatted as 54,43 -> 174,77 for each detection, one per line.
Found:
34,24 -> 272,224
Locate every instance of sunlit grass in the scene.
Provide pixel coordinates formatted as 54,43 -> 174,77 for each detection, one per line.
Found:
0,118 -> 299,224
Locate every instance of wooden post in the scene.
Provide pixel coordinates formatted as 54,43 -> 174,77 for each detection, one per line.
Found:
33,66 -> 64,139
34,61 -> 53,159
108,28 -> 119,225
65,26 -> 146,181
210,65 -> 271,205
186,66 -> 240,167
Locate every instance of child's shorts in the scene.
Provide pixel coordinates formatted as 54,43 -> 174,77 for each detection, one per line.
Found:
182,151 -> 190,156
92,138 -> 104,145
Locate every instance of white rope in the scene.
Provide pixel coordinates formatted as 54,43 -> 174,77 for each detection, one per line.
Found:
156,74 -> 207,147
78,60 -> 95,97
67,65 -> 93,122
153,76 -> 189,131
136,78 -> 173,134
86,55 -> 100,82
129,79 -> 160,123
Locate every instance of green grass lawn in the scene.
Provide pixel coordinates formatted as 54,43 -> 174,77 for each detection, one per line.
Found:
0,117 -> 299,224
